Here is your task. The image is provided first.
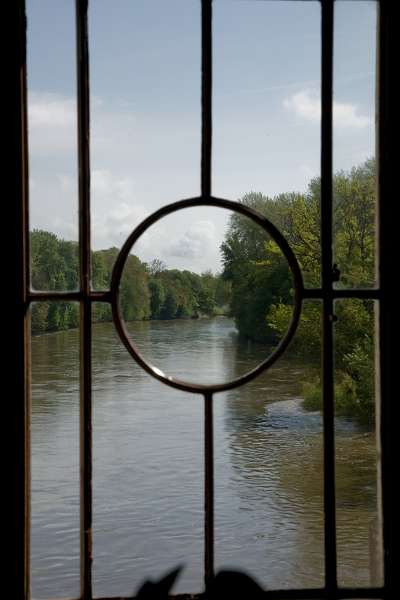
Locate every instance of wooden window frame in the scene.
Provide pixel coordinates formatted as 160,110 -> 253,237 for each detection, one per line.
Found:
6,1 -> 398,598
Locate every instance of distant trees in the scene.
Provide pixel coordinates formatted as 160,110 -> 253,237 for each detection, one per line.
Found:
31,231 -> 80,331
30,232 -> 230,334
148,268 -> 227,320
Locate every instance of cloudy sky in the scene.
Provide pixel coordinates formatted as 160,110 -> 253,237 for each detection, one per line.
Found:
27,0 -> 376,274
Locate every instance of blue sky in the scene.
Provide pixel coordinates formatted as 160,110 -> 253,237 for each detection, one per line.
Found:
27,0 -> 376,273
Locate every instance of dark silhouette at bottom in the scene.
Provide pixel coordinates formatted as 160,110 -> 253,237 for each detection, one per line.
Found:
135,565 -> 265,598
135,566 -> 182,598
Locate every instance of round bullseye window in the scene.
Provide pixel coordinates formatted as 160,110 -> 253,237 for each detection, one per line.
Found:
110,198 -> 303,394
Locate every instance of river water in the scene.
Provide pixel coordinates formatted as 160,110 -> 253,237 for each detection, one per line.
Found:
31,317 -> 381,597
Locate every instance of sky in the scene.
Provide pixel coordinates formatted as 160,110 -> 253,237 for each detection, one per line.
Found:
27,0 -> 376,274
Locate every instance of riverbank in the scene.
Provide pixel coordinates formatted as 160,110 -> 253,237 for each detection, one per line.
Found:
31,310 -> 231,336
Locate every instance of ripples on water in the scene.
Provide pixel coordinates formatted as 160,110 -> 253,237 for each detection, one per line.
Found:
30,318 -> 380,597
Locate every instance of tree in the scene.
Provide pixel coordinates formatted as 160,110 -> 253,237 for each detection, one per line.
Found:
120,254 -> 151,321
221,194 -> 292,341
149,278 -> 166,319
148,258 -> 167,276
333,159 -> 375,287
221,158 -> 376,423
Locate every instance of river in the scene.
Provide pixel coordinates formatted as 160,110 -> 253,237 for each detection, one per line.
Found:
30,317 -> 381,597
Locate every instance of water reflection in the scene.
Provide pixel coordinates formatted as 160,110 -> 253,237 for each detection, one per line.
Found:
215,351 -> 324,588
218,351 -> 378,588
31,328 -> 80,599
31,318 -> 378,596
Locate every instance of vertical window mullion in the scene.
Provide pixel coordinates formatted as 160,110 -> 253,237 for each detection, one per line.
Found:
320,0 -> 337,595
76,1 -> 93,598
204,392 -> 214,587
201,0 -> 212,200
9,1 -> 31,597
201,0 -> 214,588
376,2 -> 396,596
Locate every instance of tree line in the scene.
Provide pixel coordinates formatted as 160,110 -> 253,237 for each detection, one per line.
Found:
30,231 -> 231,334
31,157 -> 375,424
221,158 -> 375,425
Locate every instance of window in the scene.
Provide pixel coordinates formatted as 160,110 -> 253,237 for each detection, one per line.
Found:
7,1 -> 397,598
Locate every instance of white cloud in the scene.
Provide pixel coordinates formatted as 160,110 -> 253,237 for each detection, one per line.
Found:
91,169 -> 147,248
283,89 -> 372,129
27,93 -> 137,160
283,91 -> 320,122
29,92 -> 76,127
334,101 -> 371,129
29,168 -> 146,250
28,92 -> 77,154
167,220 -> 216,260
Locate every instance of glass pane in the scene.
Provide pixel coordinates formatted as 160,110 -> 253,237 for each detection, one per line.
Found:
213,0 -> 321,287
27,0 -> 79,290
92,313 -> 203,596
215,301 -> 324,588
30,302 -> 80,598
116,205 -> 296,385
333,1 -> 377,289
30,230 -> 79,292
334,299 -> 383,587
89,0 -> 201,289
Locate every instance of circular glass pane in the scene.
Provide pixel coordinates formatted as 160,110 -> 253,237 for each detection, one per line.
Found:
110,198 -> 303,393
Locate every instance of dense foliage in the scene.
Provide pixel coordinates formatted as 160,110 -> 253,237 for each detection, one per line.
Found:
221,158 -> 376,425
30,233 -> 231,334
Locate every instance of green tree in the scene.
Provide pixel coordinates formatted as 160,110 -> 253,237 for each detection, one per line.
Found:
221,158 -> 376,424
149,278 -> 166,319
221,194 -> 292,341
31,230 -> 69,290
120,254 -> 150,321
333,159 -> 375,286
